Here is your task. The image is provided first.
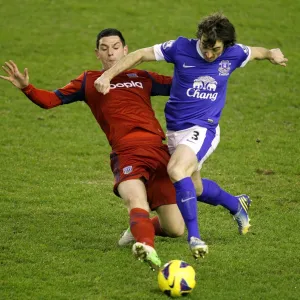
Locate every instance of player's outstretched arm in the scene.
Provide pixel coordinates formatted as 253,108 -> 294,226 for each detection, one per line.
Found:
94,47 -> 156,95
0,60 -> 29,89
249,47 -> 288,67
1,60 -> 63,109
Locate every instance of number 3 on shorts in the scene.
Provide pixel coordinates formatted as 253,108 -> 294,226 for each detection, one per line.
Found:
191,131 -> 199,140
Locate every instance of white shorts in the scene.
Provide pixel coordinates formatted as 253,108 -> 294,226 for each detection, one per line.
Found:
166,125 -> 220,170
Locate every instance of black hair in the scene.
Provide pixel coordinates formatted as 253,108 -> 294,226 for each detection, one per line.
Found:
96,28 -> 126,49
196,12 -> 236,49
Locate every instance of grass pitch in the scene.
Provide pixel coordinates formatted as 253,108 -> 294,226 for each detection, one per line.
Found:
1,1 -> 300,299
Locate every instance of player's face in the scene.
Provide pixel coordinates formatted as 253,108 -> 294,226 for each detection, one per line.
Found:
95,36 -> 128,70
199,36 -> 224,62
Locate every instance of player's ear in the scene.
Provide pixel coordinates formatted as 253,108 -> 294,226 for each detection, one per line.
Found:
95,48 -> 100,59
124,45 -> 129,55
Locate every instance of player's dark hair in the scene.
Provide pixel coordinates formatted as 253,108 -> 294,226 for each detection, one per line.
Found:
196,13 -> 236,49
96,28 -> 126,48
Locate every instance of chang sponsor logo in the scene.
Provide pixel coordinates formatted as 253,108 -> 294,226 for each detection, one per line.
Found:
186,76 -> 218,101
110,81 -> 143,89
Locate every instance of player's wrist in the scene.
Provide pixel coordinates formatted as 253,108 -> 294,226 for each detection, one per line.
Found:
20,83 -> 30,90
103,70 -> 114,81
268,49 -> 276,61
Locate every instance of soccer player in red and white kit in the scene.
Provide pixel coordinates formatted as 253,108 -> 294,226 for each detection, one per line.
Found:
0,28 -> 185,270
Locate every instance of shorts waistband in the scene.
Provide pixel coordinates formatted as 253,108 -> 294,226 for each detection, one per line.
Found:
112,130 -> 163,150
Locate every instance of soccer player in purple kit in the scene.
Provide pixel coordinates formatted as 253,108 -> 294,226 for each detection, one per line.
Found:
94,13 -> 288,259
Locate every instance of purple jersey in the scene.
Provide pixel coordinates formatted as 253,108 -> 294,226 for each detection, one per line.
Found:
153,37 -> 251,131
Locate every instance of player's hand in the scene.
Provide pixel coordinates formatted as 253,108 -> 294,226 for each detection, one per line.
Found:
269,48 -> 288,67
0,60 -> 29,89
94,74 -> 111,95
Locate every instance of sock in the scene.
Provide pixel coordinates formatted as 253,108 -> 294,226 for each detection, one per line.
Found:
151,216 -> 168,237
130,208 -> 155,248
174,177 -> 200,241
197,178 -> 239,214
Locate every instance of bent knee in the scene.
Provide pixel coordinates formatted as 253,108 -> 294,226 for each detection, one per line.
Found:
167,164 -> 186,182
167,159 -> 197,182
163,223 -> 185,238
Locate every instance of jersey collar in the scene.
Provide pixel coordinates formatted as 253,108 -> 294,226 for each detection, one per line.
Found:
196,40 -> 205,59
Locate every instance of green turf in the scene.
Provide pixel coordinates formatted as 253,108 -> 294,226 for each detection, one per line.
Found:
1,0 -> 300,299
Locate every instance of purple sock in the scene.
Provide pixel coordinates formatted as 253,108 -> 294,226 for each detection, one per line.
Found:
174,177 -> 200,240
197,178 -> 239,214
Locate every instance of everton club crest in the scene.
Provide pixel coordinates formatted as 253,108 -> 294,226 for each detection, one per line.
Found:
218,60 -> 231,76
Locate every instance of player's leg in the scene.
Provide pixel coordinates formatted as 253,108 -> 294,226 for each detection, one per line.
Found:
190,124 -> 251,234
119,151 -> 185,246
117,179 -> 161,270
146,153 -> 185,238
155,204 -> 185,237
167,144 -> 200,240
115,144 -> 182,249
110,148 -> 162,270
167,127 -> 207,258
119,142 -> 187,244
192,172 -> 252,234
118,215 -> 173,246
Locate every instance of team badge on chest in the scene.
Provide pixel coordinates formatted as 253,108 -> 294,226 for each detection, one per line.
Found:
218,60 -> 231,76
